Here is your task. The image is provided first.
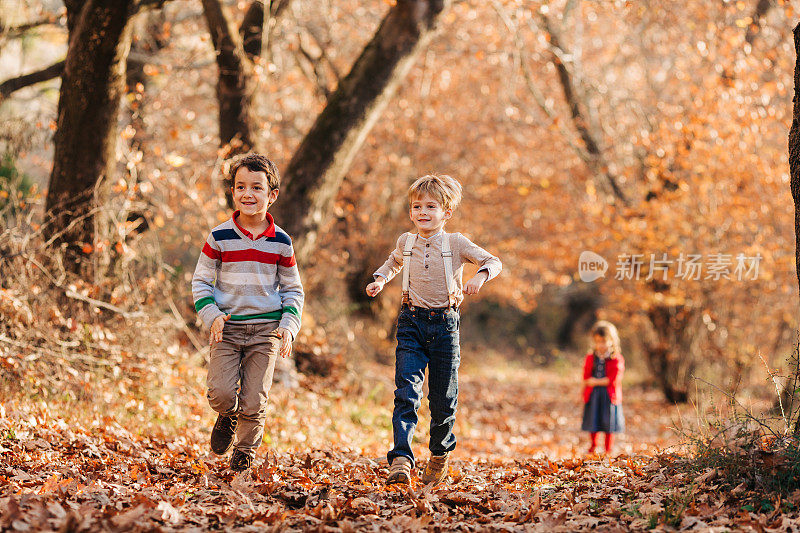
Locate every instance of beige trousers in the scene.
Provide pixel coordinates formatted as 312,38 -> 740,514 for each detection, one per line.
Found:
207,322 -> 280,457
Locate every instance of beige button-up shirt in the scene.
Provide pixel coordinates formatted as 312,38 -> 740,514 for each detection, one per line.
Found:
374,231 -> 502,308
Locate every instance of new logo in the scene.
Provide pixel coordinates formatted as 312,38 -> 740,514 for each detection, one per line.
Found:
579,251 -> 607,282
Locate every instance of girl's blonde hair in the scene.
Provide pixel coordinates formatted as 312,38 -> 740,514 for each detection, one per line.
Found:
408,174 -> 463,211
590,320 -> 621,355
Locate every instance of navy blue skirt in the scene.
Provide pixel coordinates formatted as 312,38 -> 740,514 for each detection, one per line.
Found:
582,386 -> 624,433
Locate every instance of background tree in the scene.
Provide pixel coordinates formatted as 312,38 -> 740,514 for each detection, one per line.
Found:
43,0 -> 159,271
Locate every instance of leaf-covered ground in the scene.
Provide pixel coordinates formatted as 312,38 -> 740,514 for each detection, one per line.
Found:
1,360 -> 793,531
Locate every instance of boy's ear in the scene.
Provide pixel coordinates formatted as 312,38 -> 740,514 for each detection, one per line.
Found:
268,188 -> 279,205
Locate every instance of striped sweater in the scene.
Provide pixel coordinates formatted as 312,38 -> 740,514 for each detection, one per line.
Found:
191,212 -> 304,338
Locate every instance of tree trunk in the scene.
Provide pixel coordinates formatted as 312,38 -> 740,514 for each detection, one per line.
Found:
45,0 -> 137,271
201,0 -> 260,159
643,302 -> 703,403
788,23 -> 800,433
274,0 -> 450,263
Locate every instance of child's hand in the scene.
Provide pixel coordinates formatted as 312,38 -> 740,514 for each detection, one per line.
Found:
210,314 -> 231,345
463,271 -> 489,295
276,327 -> 293,358
366,279 -> 385,297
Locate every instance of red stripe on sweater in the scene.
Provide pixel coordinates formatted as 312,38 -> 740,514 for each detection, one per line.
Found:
279,254 -> 296,267
219,248 -> 292,265
202,243 -> 221,260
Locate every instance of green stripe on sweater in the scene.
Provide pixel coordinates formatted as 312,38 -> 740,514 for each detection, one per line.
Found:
229,306 -> 299,321
282,306 -> 299,317
194,296 -> 216,312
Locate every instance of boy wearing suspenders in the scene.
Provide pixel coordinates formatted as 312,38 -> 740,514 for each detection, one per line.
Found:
366,174 -> 502,485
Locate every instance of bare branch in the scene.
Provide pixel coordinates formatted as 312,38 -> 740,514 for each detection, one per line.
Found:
295,32 -> 333,97
240,0 -> 294,59
0,14 -> 64,38
0,60 -> 65,100
538,13 -> 629,205
745,0 -> 774,46
304,24 -> 341,82
491,2 -> 590,161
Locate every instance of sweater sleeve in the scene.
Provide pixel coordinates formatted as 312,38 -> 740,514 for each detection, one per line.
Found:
455,233 -> 502,281
277,244 -> 304,339
608,354 -> 624,386
583,354 -> 594,380
191,233 -> 226,329
373,233 -> 408,282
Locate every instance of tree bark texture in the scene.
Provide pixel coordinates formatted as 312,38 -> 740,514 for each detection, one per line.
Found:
275,0 -> 450,263
201,0 -> 260,158
45,0 -> 137,270
788,23 -> 800,433
789,23 -> 800,304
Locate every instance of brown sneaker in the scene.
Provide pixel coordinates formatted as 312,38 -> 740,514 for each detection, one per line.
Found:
210,414 -> 237,455
421,452 -> 450,485
386,456 -> 412,485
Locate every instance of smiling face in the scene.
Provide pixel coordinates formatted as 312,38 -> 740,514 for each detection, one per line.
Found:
409,193 -> 452,237
231,167 -> 278,219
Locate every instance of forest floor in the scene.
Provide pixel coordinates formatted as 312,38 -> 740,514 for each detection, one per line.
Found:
0,351 -> 796,531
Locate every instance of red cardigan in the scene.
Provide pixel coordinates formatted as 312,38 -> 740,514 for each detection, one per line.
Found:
582,352 -> 624,405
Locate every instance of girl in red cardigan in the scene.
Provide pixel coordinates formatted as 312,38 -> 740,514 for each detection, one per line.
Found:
581,321 -> 625,454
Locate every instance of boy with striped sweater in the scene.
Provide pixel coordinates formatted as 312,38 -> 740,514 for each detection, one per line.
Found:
192,154 -> 304,472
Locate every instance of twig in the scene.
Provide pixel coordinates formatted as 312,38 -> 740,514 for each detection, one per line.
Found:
757,350 -> 789,433
65,289 -> 146,320
166,296 -> 205,352
0,334 -> 115,368
691,375 -> 779,437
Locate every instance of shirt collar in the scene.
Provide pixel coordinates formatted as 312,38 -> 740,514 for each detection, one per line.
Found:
232,211 -> 276,240
417,230 -> 444,241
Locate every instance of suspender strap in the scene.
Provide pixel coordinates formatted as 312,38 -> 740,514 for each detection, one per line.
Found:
441,232 -> 456,309
401,233 -> 417,305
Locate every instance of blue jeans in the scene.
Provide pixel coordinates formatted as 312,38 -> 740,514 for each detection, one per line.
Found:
387,305 -> 461,467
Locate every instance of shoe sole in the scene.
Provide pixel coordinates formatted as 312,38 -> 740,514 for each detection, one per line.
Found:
386,472 -> 410,485
211,441 -> 235,455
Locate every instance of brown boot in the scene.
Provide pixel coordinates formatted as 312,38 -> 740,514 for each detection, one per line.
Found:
386,456 -> 412,485
230,449 -> 252,472
210,414 -> 237,455
421,452 -> 450,485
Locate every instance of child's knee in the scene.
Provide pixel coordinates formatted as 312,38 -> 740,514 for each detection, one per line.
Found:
394,380 -> 423,403
207,387 -> 237,413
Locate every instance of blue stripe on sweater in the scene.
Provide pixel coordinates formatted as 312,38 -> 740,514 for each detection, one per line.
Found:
212,228 -> 241,241
268,231 -> 292,246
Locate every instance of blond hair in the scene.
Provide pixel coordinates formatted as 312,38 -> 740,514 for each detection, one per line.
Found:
590,320 -> 621,355
408,174 -> 463,211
